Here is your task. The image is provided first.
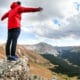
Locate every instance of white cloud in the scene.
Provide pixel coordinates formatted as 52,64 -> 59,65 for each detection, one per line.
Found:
0,0 -> 80,46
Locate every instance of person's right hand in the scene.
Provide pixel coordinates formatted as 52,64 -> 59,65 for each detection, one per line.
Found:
38,7 -> 43,11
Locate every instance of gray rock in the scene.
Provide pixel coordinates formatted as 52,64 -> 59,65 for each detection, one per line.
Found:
0,56 -> 30,80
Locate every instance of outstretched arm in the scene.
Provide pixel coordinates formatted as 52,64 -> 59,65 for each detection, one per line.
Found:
1,12 -> 9,21
18,7 -> 43,13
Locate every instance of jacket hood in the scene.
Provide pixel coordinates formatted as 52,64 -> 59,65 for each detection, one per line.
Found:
10,2 -> 19,9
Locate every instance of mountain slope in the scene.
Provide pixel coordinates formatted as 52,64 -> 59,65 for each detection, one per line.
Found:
0,44 -> 54,79
41,54 -> 80,77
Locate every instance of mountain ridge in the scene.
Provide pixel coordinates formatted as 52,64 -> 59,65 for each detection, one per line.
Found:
26,42 -> 59,56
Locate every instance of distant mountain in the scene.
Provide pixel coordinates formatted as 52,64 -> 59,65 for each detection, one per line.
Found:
25,43 -> 80,77
26,42 -> 80,67
26,42 -> 59,56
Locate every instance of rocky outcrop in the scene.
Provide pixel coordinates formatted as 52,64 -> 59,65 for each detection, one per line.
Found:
0,56 -> 30,80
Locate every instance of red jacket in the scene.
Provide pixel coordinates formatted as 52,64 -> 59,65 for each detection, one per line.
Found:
1,2 -> 41,29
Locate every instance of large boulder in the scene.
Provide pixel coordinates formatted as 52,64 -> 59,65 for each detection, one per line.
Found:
0,56 -> 30,80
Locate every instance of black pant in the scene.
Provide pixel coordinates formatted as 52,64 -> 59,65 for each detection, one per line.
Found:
6,28 -> 20,57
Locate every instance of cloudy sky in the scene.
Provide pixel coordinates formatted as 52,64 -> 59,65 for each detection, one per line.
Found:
0,0 -> 80,46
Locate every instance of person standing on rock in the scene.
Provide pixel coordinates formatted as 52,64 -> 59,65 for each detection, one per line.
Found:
1,1 -> 43,61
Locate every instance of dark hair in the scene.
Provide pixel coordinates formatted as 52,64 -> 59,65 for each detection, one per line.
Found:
16,1 -> 21,5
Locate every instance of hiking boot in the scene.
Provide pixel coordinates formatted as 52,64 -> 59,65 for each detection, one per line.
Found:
12,54 -> 18,59
7,56 -> 18,61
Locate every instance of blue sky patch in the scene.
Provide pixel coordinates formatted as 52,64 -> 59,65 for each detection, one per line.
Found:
53,19 -> 61,26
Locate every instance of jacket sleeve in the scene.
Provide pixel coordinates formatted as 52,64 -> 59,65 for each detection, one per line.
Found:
18,6 -> 40,13
1,12 -> 9,21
